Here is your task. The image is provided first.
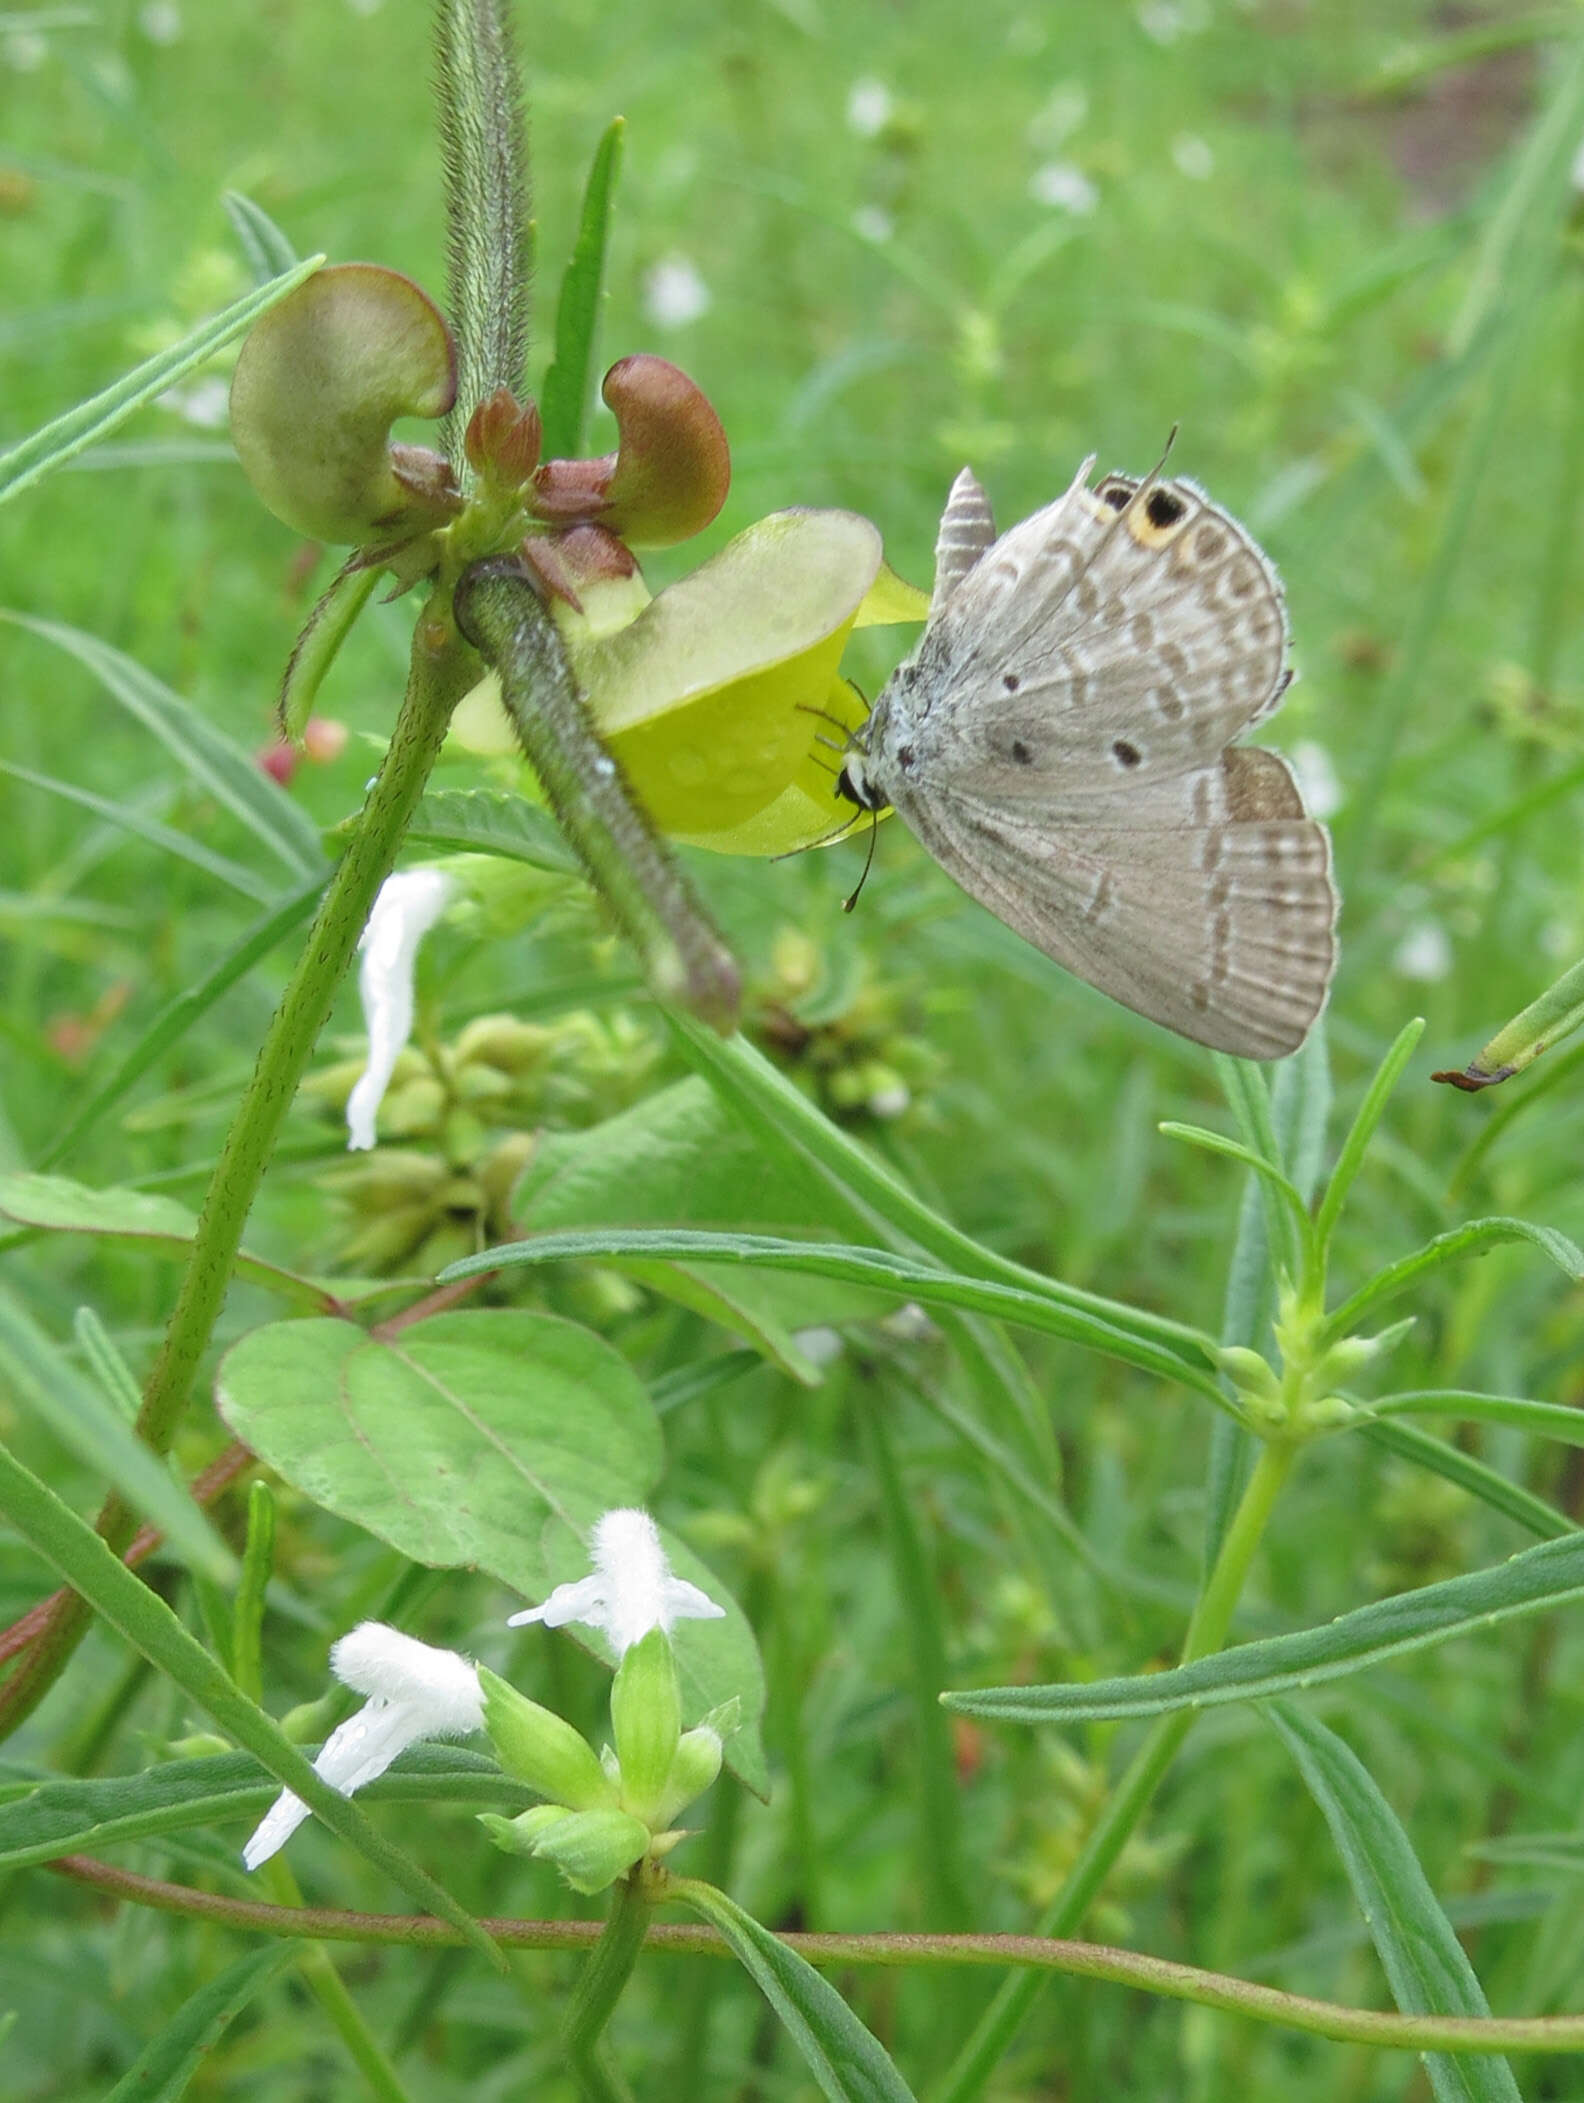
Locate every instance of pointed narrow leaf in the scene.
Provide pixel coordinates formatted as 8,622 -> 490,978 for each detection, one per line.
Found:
222,189 -> 300,284
540,118 -> 625,459
946,1531 -> 1584,1723
0,613 -> 325,876
0,256 -> 322,503
1323,1216 -> 1584,1344
104,1944 -> 300,2103
1268,1704 -> 1521,2103
1363,1417 -> 1572,1540
277,561 -> 380,739
402,785 -> 579,872
680,1880 -> 919,2103
0,759 -> 276,902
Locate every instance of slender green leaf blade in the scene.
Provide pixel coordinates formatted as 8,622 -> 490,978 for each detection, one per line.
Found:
104,1943 -> 300,2103
277,561 -> 380,739
222,189 -> 300,284
0,613 -> 325,876
679,1880 -> 919,2103
40,871 -> 325,1167
0,1437 -> 501,1966
946,1531 -> 1584,1723
1324,1216 -> 1584,1343
1374,1390 -> 1584,1446
441,1227 -> 1225,1400
540,118 -> 625,459
0,1747 -> 532,1872
0,759 -> 276,902
0,255 -> 322,503
1268,1703 -> 1521,2103
1362,1418 -> 1572,1540
0,1285 -> 236,1584
1313,1019 -> 1425,1255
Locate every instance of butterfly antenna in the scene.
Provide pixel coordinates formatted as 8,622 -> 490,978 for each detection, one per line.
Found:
769,807 -> 865,863
843,810 -> 880,913
796,698 -> 869,746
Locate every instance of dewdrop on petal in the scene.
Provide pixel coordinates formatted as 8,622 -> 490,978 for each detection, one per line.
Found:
345,868 -> 456,1151
242,1623 -> 483,1871
508,1508 -> 725,1656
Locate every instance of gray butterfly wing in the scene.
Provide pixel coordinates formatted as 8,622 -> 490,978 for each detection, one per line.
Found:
896,466 -> 1289,799
886,772 -> 1336,1058
930,468 -> 997,614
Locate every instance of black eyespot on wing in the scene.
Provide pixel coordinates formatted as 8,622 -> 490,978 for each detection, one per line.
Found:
1002,672 -> 1020,692
897,745 -> 916,771
1112,739 -> 1141,769
1101,484 -> 1130,513
1145,486 -> 1186,528
1009,739 -> 1033,765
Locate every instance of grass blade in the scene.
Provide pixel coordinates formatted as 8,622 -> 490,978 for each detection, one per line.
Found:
946,1530 -> 1584,1723
540,117 -> 625,459
1322,1215 -> 1583,1344
104,1943 -> 300,2103
222,189 -> 300,284
0,255 -> 322,503
1360,1418 -> 1573,1540
0,758 -> 277,903
1267,1703 -> 1521,2102
0,613 -> 326,877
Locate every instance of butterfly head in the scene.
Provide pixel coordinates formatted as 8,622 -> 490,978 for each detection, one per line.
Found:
835,753 -> 888,813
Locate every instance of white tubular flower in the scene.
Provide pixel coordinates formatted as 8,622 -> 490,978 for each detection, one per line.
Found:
344,869 -> 456,1151
242,1622 -> 484,1871
508,1508 -> 725,1656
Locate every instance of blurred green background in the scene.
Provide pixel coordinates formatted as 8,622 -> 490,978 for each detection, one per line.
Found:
5,2 -> 1584,2097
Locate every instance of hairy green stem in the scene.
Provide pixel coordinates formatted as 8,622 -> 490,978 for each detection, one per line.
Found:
930,1440 -> 1296,2103
453,560 -> 740,1029
48,1850 -> 1584,2056
434,0 -> 531,466
0,598 -> 472,1740
562,1874 -> 650,2103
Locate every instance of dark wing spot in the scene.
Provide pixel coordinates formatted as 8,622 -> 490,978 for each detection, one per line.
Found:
1112,739 -> 1142,769
1002,671 -> 1020,692
1009,739 -> 1033,765
1145,486 -> 1186,528
1101,484 -> 1131,512
896,744 -> 916,771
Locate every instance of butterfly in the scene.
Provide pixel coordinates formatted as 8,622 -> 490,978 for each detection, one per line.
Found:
834,459 -> 1339,1059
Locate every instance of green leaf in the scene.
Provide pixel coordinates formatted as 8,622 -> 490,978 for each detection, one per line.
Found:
1322,1215 -> 1584,1345
0,254 -> 322,504
0,1170 -> 362,1312
214,1308 -> 766,1791
1313,1018 -> 1426,1256
1267,1704 -> 1522,2103
0,1286 -> 236,1585
402,785 -> 580,873
678,1879 -> 919,2103
0,759 -> 278,903
39,871 -> 326,1168
515,1078 -> 888,1382
104,1943 -> 300,2103
441,1227 -> 1227,1404
1373,1390 -> 1584,1445
222,189 -> 300,285
540,117 -> 625,459
0,1436 -> 501,1966
1158,1116 -> 1309,1269
945,1530 -> 1584,1724
0,613 -> 326,878
0,1746 -> 533,1872
1362,1417 -> 1573,1540
277,561 -> 381,740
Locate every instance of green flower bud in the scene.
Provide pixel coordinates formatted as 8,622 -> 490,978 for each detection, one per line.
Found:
519,1806 -> 651,1895
611,1626 -> 682,1822
1215,1345 -> 1280,1401
655,1724 -> 724,1826
478,1803 -> 574,1857
478,1666 -> 615,1810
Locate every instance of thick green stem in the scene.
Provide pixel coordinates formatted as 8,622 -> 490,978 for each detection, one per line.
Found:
0,597 -> 472,1740
930,1440 -> 1296,2103
562,1873 -> 651,2103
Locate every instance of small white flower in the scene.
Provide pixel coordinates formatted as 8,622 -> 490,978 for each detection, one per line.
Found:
1393,920 -> 1453,983
1171,132 -> 1214,181
852,204 -> 894,245
1026,82 -> 1087,155
791,1324 -> 845,1368
1029,162 -> 1099,215
642,255 -> 711,331
846,77 -> 893,138
242,1623 -> 483,1870
345,869 -> 455,1151
137,1 -> 183,43
1291,740 -> 1343,821
509,1508 -> 725,1655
